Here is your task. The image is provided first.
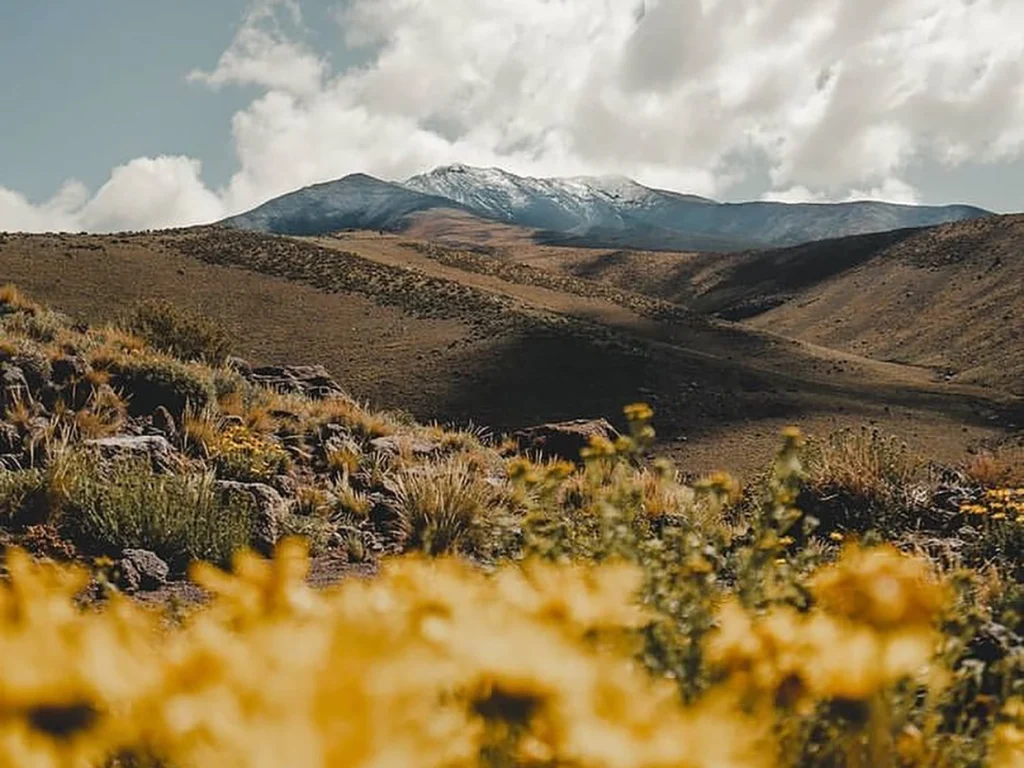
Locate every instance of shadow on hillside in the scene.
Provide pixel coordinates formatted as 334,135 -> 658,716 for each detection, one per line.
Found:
692,228 -> 924,318
415,324 -> 1023,443
424,328 -> 804,436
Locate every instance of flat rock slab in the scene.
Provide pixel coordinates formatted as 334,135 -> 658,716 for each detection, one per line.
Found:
244,365 -> 346,399
85,435 -> 182,473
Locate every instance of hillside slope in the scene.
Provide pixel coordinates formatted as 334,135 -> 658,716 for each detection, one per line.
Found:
745,215 -> 1024,393
0,228 -> 1017,475
523,215 -> 1024,394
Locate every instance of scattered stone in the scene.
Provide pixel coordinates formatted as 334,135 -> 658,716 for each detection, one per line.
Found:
319,423 -> 348,441
321,435 -> 350,457
215,480 -> 288,556
369,435 -> 440,457
117,561 -> 141,594
243,364 -> 345,399
85,435 -> 181,474
1,363 -> 30,409
10,352 -> 52,393
120,549 -> 169,591
956,525 -> 983,542
285,442 -> 314,463
271,474 -> 298,497
226,356 -> 253,376
968,621 -> 1024,664
150,406 -> 177,440
513,418 -> 621,462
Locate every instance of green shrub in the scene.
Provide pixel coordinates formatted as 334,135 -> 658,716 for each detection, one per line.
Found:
63,454 -> 254,569
0,307 -> 69,343
0,468 -> 45,525
109,354 -> 215,418
212,366 -> 249,405
121,298 -> 232,365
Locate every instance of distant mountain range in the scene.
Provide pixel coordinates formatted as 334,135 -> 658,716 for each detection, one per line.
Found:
221,164 -> 992,252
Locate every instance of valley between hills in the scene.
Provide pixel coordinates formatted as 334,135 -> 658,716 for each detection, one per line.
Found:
1,212 -> 1020,477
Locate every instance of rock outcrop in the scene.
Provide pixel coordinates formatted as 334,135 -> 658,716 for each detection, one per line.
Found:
513,418 -> 620,462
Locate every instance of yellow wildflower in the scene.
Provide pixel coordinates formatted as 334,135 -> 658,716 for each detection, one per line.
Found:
623,403 -> 654,423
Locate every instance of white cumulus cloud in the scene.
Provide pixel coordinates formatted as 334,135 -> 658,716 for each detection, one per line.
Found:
1,157 -> 226,233
3,0 -> 1024,232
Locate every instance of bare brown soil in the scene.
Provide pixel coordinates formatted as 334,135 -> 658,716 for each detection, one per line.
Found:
0,226 -> 1018,477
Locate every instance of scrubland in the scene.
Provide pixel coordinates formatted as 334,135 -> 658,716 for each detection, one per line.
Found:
0,284 -> 1021,767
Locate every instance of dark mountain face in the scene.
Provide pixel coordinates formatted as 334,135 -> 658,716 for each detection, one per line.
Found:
221,174 -> 471,235
221,165 -> 992,250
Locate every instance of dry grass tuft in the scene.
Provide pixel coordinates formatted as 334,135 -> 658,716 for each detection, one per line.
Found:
800,426 -> 921,533
391,457 -> 505,556
294,486 -> 331,518
0,283 -> 41,316
963,446 -> 1024,488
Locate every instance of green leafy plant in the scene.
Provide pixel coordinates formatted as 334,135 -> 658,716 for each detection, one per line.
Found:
63,454 -> 254,568
106,354 -> 215,419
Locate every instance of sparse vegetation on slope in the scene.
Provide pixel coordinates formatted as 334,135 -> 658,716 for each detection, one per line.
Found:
529,215 -> 1024,394
1,288 -> 1022,767
1,228 -> 1018,479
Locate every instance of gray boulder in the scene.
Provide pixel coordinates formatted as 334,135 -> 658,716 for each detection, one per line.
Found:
119,549 -> 169,592
1,363 -> 30,409
215,480 -> 287,556
85,435 -> 181,474
369,435 -> 441,457
149,405 -> 178,440
244,364 -> 345,399
513,418 -> 621,462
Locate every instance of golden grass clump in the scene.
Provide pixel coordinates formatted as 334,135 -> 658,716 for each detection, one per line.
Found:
0,283 -> 41,316
391,457 -> 507,556
805,426 -> 919,502
964,447 -> 1024,489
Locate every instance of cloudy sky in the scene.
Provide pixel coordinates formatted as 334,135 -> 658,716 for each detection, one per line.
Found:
2,0 -> 1023,232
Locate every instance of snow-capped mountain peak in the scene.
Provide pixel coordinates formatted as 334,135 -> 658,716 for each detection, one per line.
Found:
402,165 -> 673,229
223,163 -> 991,252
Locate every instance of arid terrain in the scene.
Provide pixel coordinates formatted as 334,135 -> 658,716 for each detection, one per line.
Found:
515,214 -> 1024,394
1,220 -> 1020,476
1,216 -> 1022,768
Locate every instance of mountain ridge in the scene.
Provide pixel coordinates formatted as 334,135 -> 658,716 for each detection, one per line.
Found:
221,164 -> 992,251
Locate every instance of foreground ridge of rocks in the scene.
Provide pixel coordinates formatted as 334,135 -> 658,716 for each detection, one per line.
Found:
230,357 -> 346,400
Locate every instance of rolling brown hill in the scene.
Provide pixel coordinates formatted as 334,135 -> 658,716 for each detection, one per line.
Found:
509,215 -> 1024,395
0,226 -> 1019,475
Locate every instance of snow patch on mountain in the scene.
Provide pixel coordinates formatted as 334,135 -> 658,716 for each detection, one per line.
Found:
403,165 -> 711,231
